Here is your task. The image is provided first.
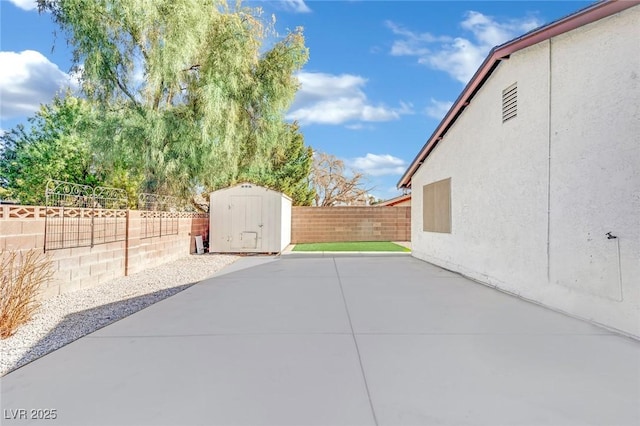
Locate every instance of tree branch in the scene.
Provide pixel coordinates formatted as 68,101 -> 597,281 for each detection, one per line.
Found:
109,69 -> 141,110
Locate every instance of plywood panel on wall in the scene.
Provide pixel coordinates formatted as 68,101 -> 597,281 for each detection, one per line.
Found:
422,178 -> 451,233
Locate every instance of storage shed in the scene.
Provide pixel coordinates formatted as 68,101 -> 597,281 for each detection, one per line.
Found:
209,183 -> 292,253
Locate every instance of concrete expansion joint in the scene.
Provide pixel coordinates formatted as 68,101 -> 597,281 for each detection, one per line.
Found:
332,257 -> 380,426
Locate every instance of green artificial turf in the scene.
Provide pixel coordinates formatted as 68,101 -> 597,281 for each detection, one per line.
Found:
292,241 -> 410,252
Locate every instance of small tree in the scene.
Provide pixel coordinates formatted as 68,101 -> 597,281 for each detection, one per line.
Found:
309,151 -> 371,206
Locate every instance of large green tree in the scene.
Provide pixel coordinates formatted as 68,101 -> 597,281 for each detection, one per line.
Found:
235,122 -> 314,205
0,94 -> 143,206
38,0 -> 310,202
0,96 -> 101,205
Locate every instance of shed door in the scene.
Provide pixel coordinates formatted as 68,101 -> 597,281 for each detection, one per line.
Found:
230,195 -> 262,250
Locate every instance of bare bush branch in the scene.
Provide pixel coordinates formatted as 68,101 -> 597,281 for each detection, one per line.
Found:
309,151 -> 372,206
0,250 -> 54,339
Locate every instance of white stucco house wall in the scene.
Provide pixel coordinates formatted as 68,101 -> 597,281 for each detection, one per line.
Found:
398,1 -> 640,338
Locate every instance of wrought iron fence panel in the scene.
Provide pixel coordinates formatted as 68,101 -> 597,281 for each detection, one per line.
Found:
93,185 -> 129,210
44,180 -> 127,251
92,185 -> 128,245
140,210 -> 161,239
92,208 -> 128,246
161,211 -> 179,236
138,193 -> 179,239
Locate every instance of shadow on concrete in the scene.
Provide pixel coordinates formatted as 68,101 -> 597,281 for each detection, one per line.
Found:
8,283 -> 195,375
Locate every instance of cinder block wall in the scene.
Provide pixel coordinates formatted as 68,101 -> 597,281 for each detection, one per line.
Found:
0,206 -> 125,298
291,206 -> 410,243
125,211 -> 209,275
190,215 -> 209,253
0,205 -> 209,300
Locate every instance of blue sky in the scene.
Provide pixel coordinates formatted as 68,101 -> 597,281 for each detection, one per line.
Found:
0,0 -> 593,200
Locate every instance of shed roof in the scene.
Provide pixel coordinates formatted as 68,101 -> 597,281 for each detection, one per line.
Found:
397,0 -> 639,189
211,182 -> 293,201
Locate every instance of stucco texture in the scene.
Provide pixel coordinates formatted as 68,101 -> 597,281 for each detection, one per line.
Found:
411,6 -> 640,337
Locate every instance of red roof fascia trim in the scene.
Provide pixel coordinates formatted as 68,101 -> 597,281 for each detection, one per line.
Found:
379,194 -> 411,206
397,0 -> 639,189
494,0 -> 634,58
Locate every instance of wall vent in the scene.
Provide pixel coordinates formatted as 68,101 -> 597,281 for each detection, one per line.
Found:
502,83 -> 517,122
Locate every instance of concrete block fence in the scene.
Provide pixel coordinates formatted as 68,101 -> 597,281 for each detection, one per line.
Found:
1,204 -> 409,299
291,206 -> 411,243
0,205 -> 209,300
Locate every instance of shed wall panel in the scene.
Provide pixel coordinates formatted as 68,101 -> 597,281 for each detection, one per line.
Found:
209,184 -> 291,253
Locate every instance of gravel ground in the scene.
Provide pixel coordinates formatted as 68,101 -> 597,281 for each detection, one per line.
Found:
0,253 -> 239,377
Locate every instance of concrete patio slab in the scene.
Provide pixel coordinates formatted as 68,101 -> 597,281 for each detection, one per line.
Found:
209,255 -> 279,277
1,254 -> 639,425
213,255 -> 339,278
2,334 -> 375,426
92,275 -> 351,336
335,258 -> 458,279
357,334 -> 640,425
339,274 -> 609,335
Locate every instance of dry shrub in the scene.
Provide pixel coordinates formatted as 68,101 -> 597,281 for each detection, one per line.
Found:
0,250 -> 54,339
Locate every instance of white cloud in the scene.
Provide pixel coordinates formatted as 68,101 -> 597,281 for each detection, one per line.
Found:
279,0 -> 311,13
388,12 -> 541,83
0,50 -> 77,120
461,11 -> 540,47
287,72 -> 413,126
386,21 -> 451,56
350,153 -> 407,176
7,0 -> 37,11
345,123 -> 364,130
425,98 -> 453,120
